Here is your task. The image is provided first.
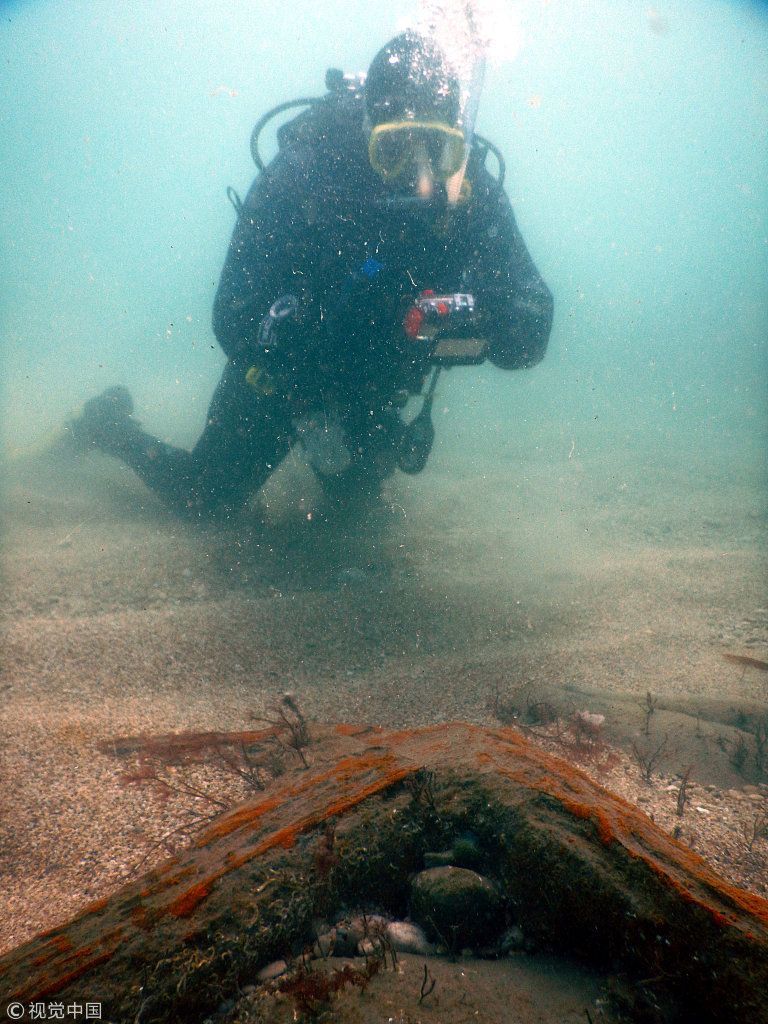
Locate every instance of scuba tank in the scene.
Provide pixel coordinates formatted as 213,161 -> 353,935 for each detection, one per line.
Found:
227,69 -> 368,219
250,69 -> 366,172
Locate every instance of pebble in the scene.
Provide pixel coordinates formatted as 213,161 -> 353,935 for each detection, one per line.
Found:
332,914 -> 388,957
385,920 -> 434,955
410,866 -> 502,948
314,929 -> 336,958
257,959 -> 288,982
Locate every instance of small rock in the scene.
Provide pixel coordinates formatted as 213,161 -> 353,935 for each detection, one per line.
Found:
410,866 -> 502,948
313,929 -> 336,957
332,924 -> 359,958
257,959 -> 288,982
451,834 -> 482,869
358,937 -> 378,957
385,920 -> 434,955
695,807 -> 711,814
334,914 -> 389,956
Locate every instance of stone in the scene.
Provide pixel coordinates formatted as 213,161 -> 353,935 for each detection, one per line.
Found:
330,923 -> 359,958
410,866 -> 502,948
424,833 -> 482,870
313,929 -> 335,958
256,959 -> 287,982
385,920 -> 434,955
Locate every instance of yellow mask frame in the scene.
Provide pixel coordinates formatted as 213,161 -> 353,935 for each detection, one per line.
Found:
368,120 -> 466,182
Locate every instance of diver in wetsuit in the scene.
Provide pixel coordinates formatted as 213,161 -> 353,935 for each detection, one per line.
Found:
69,31 -> 553,520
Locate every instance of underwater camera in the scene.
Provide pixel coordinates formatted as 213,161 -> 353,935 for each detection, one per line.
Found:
404,291 -> 489,366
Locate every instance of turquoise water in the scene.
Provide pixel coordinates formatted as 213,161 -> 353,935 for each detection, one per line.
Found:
2,0 -> 765,470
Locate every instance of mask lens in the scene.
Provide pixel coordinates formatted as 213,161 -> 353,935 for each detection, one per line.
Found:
374,130 -> 410,176
418,129 -> 463,178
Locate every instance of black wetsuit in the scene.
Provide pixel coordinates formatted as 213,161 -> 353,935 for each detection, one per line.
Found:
110,102 -> 553,518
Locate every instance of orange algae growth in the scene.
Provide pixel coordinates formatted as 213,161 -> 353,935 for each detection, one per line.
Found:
335,723 -> 379,737
168,880 -> 214,918
169,763 -> 416,903
140,865 -> 196,898
194,795 -> 283,846
80,897 -> 110,916
325,768 -> 414,818
558,797 -> 615,846
130,904 -> 156,932
31,934 -> 74,968
271,824 -> 300,850
644,853 -> 768,932
35,950 -> 115,999
57,944 -> 96,967
332,752 -> 388,779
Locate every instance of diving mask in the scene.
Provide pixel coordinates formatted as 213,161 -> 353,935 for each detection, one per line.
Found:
368,120 -> 466,183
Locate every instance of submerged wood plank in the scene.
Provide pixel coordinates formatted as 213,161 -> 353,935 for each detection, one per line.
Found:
1,722 -> 767,1022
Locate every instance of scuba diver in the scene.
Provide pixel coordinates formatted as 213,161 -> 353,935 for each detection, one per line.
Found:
68,31 -> 553,522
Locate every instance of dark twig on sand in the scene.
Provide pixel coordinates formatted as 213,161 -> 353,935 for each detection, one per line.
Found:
640,691 -> 659,736
419,963 -> 436,1004
631,734 -> 669,784
252,692 -> 311,767
676,765 -> 695,817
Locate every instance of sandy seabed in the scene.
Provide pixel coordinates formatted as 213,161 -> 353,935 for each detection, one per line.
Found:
1,437 -> 766,1018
